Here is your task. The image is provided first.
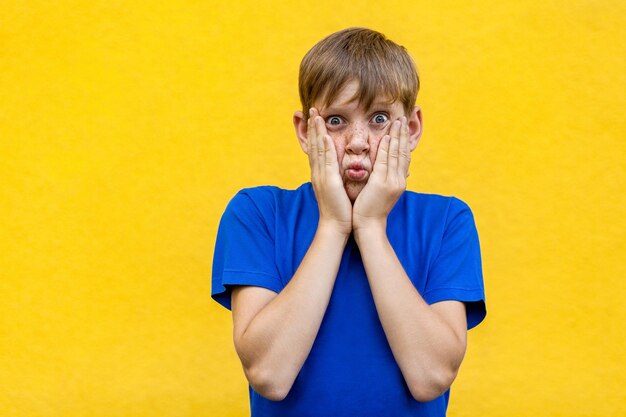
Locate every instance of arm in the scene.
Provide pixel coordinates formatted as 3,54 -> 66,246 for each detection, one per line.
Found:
232,225 -> 348,401
231,109 -> 352,401
352,116 -> 467,401
354,226 -> 467,402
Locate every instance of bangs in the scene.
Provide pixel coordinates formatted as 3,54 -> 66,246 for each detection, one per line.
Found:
318,58 -> 410,112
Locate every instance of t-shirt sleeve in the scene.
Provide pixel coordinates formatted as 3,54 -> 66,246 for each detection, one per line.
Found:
211,189 -> 283,311
423,197 -> 487,329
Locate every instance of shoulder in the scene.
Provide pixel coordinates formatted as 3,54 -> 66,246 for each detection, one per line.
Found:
403,189 -> 471,207
232,182 -> 313,202
225,182 -> 313,215
400,190 -> 474,220
230,184 -> 281,205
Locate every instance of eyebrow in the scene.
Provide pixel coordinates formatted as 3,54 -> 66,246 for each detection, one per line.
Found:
321,102 -> 395,114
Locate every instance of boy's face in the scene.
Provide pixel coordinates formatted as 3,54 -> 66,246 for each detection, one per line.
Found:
294,80 -> 423,202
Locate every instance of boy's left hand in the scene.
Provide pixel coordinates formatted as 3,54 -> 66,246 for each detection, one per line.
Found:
352,117 -> 410,232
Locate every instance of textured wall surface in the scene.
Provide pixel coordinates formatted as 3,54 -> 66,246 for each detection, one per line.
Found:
1,1 -> 624,416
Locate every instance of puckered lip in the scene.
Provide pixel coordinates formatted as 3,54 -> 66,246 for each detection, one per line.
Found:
347,161 -> 367,171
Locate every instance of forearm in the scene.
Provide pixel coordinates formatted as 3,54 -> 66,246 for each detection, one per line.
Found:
237,224 -> 348,398
354,225 -> 466,401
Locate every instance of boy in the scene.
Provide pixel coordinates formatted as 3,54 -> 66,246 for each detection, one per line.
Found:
212,27 -> 486,416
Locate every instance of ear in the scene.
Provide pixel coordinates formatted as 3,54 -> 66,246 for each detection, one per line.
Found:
407,106 -> 423,152
293,110 -> 309,154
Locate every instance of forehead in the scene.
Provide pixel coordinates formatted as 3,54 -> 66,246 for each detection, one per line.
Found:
317,80 -> 398,113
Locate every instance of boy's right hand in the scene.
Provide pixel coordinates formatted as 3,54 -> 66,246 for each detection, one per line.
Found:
307,108 -> 352,237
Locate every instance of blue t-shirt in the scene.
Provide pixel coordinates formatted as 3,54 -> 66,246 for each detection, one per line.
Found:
212,182 -> 486,417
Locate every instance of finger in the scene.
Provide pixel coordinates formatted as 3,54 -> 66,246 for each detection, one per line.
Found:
323,133 -> 339,170
374,134 -> 391,177
398,116 -> 410,177
308,109 -> 319,176
306,109 -> 312,157
388,119 -> 401,179
314,116 -> 327,177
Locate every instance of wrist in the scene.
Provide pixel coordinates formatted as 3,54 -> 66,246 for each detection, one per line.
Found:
353,221 -> 387,244
316,220 -> 351,242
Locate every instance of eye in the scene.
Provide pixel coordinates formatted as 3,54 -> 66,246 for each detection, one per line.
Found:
371,113 -> 389,124
326,116 -> 343,126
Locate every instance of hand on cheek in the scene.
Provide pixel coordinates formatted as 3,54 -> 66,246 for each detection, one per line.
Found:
352,116 -> 410,233
307,108 -> 353,236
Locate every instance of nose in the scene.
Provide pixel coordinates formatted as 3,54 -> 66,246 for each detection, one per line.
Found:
345,122 -> 370,154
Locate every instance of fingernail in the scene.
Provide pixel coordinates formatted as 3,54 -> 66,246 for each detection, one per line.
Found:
309,108 -> 313,117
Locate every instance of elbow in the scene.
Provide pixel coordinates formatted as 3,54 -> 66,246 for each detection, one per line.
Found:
252,383 -> 290,402
234,340 -> 293,401
407,366 -> 459,403
244,365 -> 292,401
408,384 -> 448,403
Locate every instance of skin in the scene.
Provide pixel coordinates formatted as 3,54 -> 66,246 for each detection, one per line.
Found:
293,80 -> 422,208
231,80 -> 469,402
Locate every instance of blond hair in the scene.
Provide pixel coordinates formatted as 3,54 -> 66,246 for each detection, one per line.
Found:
299,27 -> 419,118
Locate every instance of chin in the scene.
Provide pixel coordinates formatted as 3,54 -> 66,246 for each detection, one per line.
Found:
345,183 -> 365,203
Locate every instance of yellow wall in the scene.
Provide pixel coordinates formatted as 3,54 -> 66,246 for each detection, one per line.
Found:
1,1 -> 624,416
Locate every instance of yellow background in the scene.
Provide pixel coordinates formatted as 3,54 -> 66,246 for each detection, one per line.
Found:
1,1 -> 624,416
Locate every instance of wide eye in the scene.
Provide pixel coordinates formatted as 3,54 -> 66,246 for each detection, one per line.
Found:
327,116 -> 343,126
372,113 -> 389,124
